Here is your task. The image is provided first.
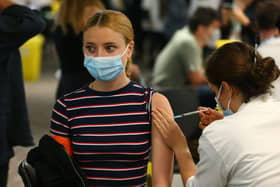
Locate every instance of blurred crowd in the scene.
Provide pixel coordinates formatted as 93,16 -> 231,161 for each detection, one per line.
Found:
2,0 -> 280,187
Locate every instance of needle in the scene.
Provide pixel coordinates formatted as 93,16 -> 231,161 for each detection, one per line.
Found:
174,109 -> 208,119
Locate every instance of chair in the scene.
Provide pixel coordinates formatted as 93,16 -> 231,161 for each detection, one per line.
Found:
18,160 -> 37,187
159,87 -> 201,140
18,135 -> 88,187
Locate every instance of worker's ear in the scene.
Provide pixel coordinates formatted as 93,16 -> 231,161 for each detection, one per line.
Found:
221,81 -> 233,99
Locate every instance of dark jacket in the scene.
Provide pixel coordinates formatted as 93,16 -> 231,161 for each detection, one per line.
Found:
26,135 -> 87,187
0,5 -> 45,165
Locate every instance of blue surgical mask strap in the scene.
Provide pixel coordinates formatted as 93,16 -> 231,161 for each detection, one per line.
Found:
84,45 -> 129,59
217,84 -> 232,111
216,84 -> 234,116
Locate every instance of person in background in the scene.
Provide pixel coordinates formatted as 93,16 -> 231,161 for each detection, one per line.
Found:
162,0 -> 189,42
50,10 -> 174,187
152,42 -> 280,187
188,0 -> 221,18
0,1 -> 45,187
221,0 -> 261,45
256,0 -> 280,100
152,7 -> 220,108
257,0 -> 280,62
53,0 -> 105,99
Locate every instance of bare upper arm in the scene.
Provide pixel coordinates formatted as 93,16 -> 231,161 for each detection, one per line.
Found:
151,92 -> 175,187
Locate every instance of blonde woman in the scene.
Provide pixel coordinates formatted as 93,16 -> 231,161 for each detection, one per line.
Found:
50,10 -> 174,186
53,0 -> 105,99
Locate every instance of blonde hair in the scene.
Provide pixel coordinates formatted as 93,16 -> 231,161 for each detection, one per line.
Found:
56,0 -> 105,34
84,10 -> 134,77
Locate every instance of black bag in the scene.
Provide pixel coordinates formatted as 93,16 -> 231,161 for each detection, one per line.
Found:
18,135 -> 88,187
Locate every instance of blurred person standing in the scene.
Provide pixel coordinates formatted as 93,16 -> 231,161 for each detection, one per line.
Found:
256,0 -> 280,100
163,0 -> 189,41
53,0 -> 105,99
152,7 -> 220,107
256,0 -> 280,66
221,0 -> 259,45
0,0 -> 45,186
188,0 -> 221,18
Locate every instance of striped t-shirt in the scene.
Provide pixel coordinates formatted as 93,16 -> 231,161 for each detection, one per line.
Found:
50,81 -> 153,187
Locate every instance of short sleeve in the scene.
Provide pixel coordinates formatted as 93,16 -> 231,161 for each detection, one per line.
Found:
186,135 -> 228,187
50,98 -> 70,137
179,41 -> 203,72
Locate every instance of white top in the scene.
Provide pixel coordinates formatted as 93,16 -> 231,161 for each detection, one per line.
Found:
188,0 -> 222,17
258,37 -> 280,67
141,0 -> 165,31
13,0 -> 52,8
186,95 -> 280,187
258,37 -> 280,101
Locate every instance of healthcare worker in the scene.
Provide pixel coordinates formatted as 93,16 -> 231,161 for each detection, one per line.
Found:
152,41 -> 280,187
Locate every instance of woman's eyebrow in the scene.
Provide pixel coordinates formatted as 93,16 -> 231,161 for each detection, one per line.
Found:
103,42 -> 117,45
84,42 -> 95,45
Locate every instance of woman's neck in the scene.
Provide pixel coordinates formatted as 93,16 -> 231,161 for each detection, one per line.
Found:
89,74 -> 130,92
260,29 -> 279,43
231,93 -> 245,113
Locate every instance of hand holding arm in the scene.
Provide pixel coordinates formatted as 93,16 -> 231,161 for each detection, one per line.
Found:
151,93 -> 174,187
222,1 -> 250,26
152,107 -> 197,185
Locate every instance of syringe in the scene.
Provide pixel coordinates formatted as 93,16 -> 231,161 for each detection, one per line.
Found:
174,109 -> 208,119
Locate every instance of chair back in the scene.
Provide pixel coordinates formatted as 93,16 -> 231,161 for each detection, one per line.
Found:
160,87 -> 201,140
159,87 -> 202,171
18,160 -> 37,187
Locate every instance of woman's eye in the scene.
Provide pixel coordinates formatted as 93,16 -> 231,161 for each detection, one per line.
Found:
105,46 -> 117,52
86,46 -> 95,53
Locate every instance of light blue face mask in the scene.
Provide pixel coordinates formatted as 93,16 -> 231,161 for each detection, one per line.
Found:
84,46 -> 129,81
214,84 -> 234,116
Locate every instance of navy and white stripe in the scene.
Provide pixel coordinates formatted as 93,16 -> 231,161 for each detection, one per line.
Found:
50,81 -> 153,187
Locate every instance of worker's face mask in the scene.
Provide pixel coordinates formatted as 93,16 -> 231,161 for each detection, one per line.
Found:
214,84 -> 233,116
206,28 -> 221,48
84,46 -> 128,81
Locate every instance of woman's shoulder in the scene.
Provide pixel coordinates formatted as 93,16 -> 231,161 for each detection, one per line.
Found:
127,81 -> 156,95
151,91 -> 173,112
56,86 -> 90,103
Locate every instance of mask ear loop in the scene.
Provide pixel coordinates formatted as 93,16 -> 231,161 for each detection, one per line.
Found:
227,96 -> 232,111
214,84 -> 223,111
120,45 -> 130,57
254,32 -> 259,64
